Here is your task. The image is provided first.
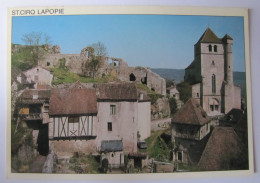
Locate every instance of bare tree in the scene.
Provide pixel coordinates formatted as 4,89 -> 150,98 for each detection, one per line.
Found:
22,32 -> 51,66
90,41 -> 107,57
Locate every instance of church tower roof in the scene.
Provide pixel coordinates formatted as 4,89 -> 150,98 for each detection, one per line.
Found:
222,34 -> 233,41
197,27 -> 223,44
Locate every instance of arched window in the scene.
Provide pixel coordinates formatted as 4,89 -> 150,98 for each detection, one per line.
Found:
212,74 -> 216,93
214,45 -> 218,52
209,45 -> 212,52
129,73 -> 136,81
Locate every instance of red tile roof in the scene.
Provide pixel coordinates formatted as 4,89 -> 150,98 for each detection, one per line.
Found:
49,87 -> 97,116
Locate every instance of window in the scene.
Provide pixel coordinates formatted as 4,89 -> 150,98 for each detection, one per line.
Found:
197,93 -> 199,98
210,105 -> 214,111
214,45 -> 218,52
110,105 -> 116,115
212,60 -> 215,65
44,105 -> 49,112
46,62 -> 50,66
215,105 -> 219,111
209,45 -> 212,52
108,122 -> 112,131
68,116 -> 79,123
34,75 -> 39,81
212,74 -> 216,93
177,151 -> 183,162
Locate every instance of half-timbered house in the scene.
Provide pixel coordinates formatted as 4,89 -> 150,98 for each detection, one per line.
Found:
48,83 -> 98,156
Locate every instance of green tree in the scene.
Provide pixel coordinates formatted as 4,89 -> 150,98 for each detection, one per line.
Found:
87,42 -> 107,79
165,79 -> 175,88
169,97 -> 177,115
176,81 -> 192,103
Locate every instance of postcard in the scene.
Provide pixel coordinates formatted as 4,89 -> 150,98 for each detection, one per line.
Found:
6,6 -> 253,180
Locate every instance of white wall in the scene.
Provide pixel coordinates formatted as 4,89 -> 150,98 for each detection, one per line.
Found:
96,101 -> 138,153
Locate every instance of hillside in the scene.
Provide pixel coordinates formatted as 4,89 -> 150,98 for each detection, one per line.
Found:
152,68 -> 247,100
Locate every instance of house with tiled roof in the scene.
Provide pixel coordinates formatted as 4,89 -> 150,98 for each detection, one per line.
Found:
171,98 -> 213,164
184,27 -> 241,115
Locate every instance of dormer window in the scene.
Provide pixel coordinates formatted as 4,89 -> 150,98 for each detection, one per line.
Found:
209,45 -> 212,52
214,45 -> 218,52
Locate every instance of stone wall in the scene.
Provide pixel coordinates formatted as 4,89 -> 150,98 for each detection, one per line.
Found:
39,46 -> 166,96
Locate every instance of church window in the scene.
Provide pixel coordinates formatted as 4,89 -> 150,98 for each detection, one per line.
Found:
212,74 -> 216,93
212,60 -> 215,65
215,105 -> 219,111
210,105 -> 214,111
214,45 -> 218,52
209,45 -> 212,52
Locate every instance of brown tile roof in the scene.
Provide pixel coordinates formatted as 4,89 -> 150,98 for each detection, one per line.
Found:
49,87 -> 97,116
198,127 -> 242,171
96,83 -> 138,101
197,27 -> 223,44
172,98 -> 210,126
20,89 -> 51,100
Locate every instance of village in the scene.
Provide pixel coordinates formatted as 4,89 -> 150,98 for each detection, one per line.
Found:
11,28 -> 248,174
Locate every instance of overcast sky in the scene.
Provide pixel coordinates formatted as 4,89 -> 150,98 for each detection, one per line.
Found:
12,15 -> 245,71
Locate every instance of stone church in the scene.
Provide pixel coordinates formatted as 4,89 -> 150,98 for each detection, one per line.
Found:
184,27 -> 241,115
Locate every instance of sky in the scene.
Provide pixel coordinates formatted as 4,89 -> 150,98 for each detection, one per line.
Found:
12,15 -> 245,71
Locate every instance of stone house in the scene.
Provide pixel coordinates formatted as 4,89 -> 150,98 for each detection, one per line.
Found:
166,85 -> 180,100
184,27 -> 241,115
100,140 -> 124,169
18,89 -> 51,155
22,66 -> 53,89
95,82 -> 151,153
171,98 -> 213,164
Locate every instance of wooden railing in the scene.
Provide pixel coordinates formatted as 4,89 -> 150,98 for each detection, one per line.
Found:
20,113 -> 42,120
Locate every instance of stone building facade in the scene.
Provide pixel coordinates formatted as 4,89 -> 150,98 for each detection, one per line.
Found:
184,28 -> 241,115
171,98 -> 214,164
22,66 -> 53,89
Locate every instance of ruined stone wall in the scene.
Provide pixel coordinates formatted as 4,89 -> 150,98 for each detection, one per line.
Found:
40,46 -> 166,95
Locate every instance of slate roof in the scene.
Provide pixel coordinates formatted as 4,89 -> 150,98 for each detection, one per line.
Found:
198,127 -> 242,171
185,60 -> 196,70
172,98 -> 210,126
196,27 -> 223,44
222,34 -> 233,41
96,83 -> 138,101
101,140 -> 123,152
49,87 -> 97,116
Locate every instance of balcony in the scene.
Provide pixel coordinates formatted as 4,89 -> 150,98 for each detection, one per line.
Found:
20,113 -> 42,120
